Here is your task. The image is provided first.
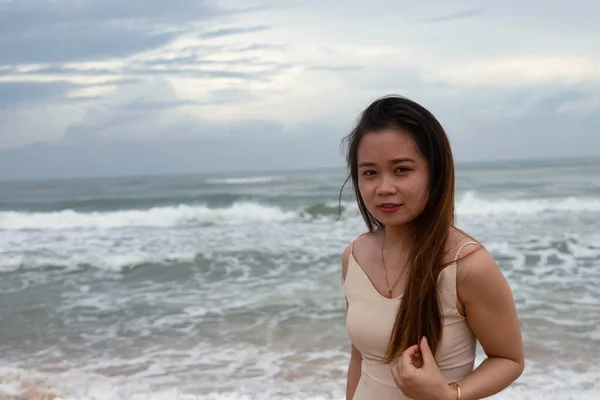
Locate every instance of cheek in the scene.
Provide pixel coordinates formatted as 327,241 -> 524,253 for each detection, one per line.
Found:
357,180 -> 377,206
357,182 -> 371,201
357,176 -> 373,192
406,175 -> 429,201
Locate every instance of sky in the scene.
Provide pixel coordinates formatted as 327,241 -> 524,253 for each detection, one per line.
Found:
1,0 -> 599,180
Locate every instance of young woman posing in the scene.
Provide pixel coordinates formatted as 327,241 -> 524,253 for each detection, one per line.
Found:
341,96 -> 524,399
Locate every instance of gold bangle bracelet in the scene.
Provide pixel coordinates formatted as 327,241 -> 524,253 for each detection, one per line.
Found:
449,382 -> 461,399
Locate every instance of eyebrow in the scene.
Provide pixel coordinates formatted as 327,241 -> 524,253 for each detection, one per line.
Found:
358,157 -> 416,168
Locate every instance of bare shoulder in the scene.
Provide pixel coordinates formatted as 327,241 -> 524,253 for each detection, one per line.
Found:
353,230 -> 379,253
449,230 -> 514,309
456,246 -> 505,299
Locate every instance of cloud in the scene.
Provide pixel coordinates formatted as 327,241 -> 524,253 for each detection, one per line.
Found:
418,7 -> 486,23
119,99 -> 204,111
0,0 -> 599,180
2,88 -> 599,181
453,89 -> 600,162
57,78 -> 197,140
0,81 -> 75,107
2,52 -> 289,82
0,0 -> 264,64
201,25 -> 272,39
306,65 -> 364,72
0,116 -> 346,181
557,94 -> 600,115
0,26 -> 176,65
426,57 -> 600,87
0,102 -> 86,149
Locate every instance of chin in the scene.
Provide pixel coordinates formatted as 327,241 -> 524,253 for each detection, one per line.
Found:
374,212 -> 412,227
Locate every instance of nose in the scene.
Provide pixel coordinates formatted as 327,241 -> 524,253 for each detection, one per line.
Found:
376,175 -> 397,196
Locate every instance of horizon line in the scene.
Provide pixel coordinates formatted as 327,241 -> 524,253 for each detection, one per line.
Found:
1,154 -> 599,184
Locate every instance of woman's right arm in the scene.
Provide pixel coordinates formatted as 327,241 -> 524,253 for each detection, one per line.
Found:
342,244 -> 362,400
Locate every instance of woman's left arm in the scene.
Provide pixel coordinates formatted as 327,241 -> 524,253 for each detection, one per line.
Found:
452,247 -> 525,399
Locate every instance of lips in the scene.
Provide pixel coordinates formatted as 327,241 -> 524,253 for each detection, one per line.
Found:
377,203 -> 401,212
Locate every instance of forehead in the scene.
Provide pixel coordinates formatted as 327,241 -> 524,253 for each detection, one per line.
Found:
357,129 -> 421,161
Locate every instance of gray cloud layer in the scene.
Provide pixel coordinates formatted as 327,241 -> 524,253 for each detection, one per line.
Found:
0,0 -> 599,180
0,0 -> 238,64
417,7 -> 486,23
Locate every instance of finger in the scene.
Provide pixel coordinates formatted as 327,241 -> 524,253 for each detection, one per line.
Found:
419,336 -> 435,364
411,352 -> 423,368
395,353 -> 404,378
410,349 -> 422,366
392,362 -> 406,390
401,345 -> 420,370
391,363 -> 400,384
403,344 -> 421,359
393,366 -> 412,396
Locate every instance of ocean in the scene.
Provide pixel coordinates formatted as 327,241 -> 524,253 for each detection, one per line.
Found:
0,158 -> 599,400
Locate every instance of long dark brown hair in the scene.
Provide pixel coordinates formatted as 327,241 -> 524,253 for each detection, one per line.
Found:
340,95 -> 456,362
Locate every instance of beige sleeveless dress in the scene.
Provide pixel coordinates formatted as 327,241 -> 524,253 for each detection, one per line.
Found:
344,242 -> 478,400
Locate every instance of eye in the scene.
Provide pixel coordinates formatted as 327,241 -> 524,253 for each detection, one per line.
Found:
362,169 -> 376,176
395,167 -> 411,173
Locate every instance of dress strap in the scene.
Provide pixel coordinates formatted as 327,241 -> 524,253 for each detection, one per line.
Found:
441,241 -> 480,316
344,235 -> 362,283
454,241 -> 480,263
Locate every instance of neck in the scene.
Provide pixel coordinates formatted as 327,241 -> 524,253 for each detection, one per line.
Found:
382,224 -> 412,250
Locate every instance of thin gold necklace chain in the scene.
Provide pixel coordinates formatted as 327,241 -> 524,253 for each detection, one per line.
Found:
381,230 -> 404,299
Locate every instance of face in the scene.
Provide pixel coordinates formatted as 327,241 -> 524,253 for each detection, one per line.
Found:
356,129 -> 430,227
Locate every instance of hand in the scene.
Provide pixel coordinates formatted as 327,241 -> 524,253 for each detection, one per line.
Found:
391,337 -> 454,400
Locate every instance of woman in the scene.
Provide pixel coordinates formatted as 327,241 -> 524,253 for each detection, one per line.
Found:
341,96 -> 524,399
